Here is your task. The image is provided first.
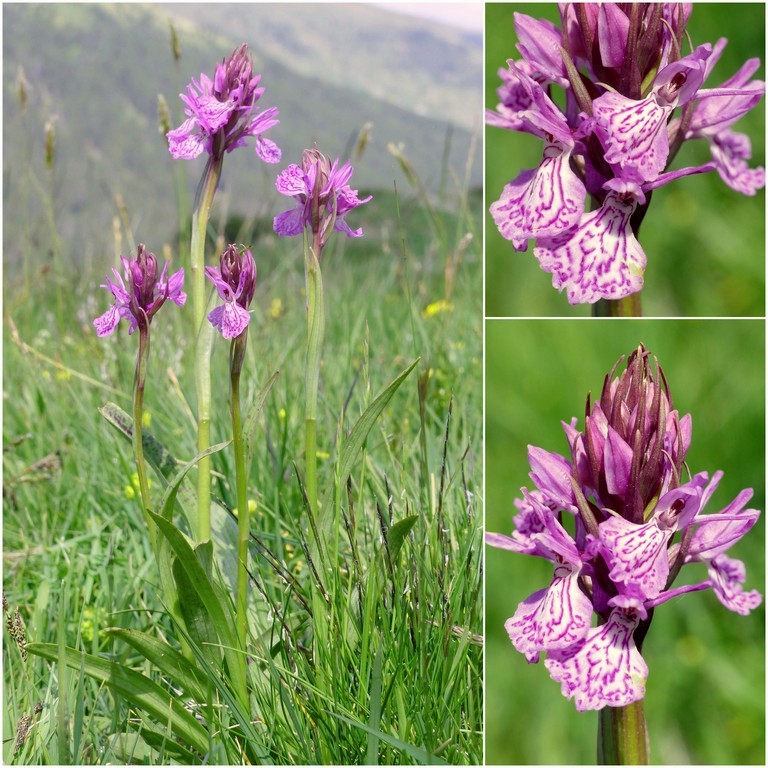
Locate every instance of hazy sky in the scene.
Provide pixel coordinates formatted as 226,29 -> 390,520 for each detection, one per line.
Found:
374,2 -> 483,33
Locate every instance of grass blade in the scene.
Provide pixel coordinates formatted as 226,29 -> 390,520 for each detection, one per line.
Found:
365,639 -> 384,765
330,711 -> 447,766
26,643 -> 209,755
321,358 -> 419,538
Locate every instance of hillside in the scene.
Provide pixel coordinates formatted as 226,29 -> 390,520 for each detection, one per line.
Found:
2,3 -> 482,260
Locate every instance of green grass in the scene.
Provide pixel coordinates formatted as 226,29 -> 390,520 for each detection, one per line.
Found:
485,3 -> 766,317
3,167 -> 482,762
485,320 -> 765,764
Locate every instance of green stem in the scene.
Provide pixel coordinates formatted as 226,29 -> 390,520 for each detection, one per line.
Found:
133,321 -> 156,551
190,155 -> 223,543
230,333 -> 250,653
304,233 -> 325,524
593,292 -> 643,317
598,700 -> 650,764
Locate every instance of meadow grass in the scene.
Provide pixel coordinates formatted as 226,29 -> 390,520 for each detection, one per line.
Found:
2,176 -> 483,763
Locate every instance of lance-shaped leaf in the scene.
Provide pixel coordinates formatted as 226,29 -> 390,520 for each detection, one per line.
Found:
25,643 -> 209,755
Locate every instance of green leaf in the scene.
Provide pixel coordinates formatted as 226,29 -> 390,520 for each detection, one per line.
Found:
104,628 -> 209,704
244,371 -> 279,470
148,512 -> 248,710
172,554 -> 221,668
25,643 -> 209,755
157,440 -> 232,524
99,402 -> 177,479
386,515 -> 418,563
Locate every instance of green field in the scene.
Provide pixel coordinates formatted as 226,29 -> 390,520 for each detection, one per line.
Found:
2,100 -> 483,765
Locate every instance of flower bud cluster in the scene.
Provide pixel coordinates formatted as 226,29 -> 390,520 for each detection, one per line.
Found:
273,148 -> 372,253
93,244 -> 186,337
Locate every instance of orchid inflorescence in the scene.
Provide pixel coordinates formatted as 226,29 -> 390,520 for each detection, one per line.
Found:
93,244 -> 186,337
488,4 -> 765,304
487,346 -> 761,711
167,43 -> 281,164
274,147 -> 372,251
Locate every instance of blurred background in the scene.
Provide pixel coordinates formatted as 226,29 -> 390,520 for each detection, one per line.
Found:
486,3 -> 766,317
485,320 -> 765,764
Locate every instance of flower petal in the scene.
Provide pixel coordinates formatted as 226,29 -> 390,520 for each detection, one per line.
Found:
505,563 -> 593,659
93,303 -> 121,337
534,190 -> 646,304
545,608 -> 648,711
599,516 -> 671,600
254,136 -> 282,164
275,164 -> 307,197
593,91 -> 671,181
208,301 -> 251,339
707,554 -> 762,615
273,207 -> 305,237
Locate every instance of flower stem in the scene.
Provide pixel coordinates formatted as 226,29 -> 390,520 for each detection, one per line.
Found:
133,321 -> 156,551
598,701 -> 650,765
190,155 -> 222,543
303,235 -> 325,526
593,293 -> 643,317
229,332 -> 250,652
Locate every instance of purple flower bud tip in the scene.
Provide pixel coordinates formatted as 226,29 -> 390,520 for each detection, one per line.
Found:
489,4 -> 765,304
93,244 -> 185,337
488,346 -> 761,710
206,244 -> 256,339
273,147 -> 372,250
168,44 -> 280,163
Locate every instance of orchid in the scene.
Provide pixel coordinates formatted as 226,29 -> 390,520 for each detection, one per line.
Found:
487,346 -> 761,718
487,4 -> 765,311
205,244 -> 256,339
167,43 -> 280,163
273,148 -> 372,254
93,244 -> 185,337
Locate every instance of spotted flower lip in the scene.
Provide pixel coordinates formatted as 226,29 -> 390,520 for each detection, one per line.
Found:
167,43 -> 281,163
93,244 -> 185,337
487,346 -> 761,711
487,4 -> 765,305
205,244 -> 256,339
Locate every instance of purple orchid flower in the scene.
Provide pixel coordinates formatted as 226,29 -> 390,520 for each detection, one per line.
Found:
205,244 -> 256,339
94,244 -> 185,337
167,44 -> 280,164
273,148 -> 372,253
487,346 -> 761,711
488,4 -> 765,306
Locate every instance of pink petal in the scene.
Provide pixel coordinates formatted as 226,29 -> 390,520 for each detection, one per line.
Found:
534,191 -> 646,304
707,554 -> 762,615
593,91 -> 671,181
545,608 -> 648,711
273,207 -> 304,237
599,516 -> 671,600
505,564 -> 592,659
208,302 -> 250,339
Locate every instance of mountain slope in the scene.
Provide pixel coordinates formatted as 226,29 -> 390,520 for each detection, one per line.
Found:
3,2 -> 482,256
